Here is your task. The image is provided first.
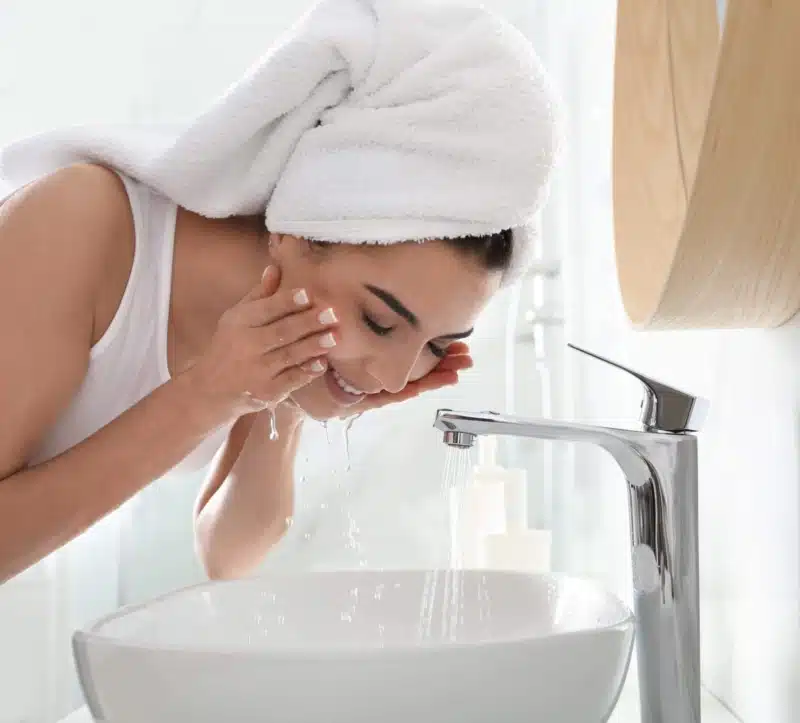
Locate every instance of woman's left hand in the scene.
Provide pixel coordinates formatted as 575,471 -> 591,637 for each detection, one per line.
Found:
343,342 -> 473,416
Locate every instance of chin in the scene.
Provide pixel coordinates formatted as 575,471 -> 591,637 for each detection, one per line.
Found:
290,365 -> 370,420
289,378 -> 345,421
288,393 -> 337,421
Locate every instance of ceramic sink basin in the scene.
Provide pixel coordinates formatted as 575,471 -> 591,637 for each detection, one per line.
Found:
73,570 -> 635,723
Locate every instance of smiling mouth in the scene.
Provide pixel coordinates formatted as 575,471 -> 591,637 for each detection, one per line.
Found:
329,366 -> 368,397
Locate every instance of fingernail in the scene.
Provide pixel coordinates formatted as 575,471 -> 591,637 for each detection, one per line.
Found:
262,265 -> 275,281
319,332 -> 336,348
293,289 -> 309,306
318,308 -> 337,325
302,359 -> 327,373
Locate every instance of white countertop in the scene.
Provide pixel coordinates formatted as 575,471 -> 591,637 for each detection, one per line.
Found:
60,673 -> 741,723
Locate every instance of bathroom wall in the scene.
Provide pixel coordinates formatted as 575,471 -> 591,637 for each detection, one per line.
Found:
572,268 -> 800,723
562,3 -> 800,722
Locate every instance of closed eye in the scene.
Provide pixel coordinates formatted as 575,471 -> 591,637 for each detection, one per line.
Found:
428,343 -> 448,359
362,313 -> 393,336
363,313 -> 448,359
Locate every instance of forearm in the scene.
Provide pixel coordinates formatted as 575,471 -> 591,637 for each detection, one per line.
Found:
194,403 -> 304,580
0,373 -> 237,585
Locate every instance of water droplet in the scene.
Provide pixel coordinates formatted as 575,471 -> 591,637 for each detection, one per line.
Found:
341,413 -> 363,472
267,408 -> 279,441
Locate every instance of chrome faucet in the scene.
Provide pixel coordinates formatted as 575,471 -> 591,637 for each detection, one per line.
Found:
434,343 -> 709,723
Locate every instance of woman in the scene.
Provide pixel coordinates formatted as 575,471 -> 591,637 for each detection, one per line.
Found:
0,0 -> 561,583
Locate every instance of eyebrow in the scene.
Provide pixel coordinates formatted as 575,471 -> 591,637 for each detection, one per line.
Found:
364,284 -> 474,340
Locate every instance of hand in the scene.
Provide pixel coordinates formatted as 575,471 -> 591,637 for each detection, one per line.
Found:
184,265 -> 338,417
344,341 -> 474,416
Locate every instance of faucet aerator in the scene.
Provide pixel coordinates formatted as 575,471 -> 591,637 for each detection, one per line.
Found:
442,430 -> 477,449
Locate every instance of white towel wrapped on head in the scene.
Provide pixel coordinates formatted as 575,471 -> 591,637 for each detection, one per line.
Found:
0,0 -> 564,284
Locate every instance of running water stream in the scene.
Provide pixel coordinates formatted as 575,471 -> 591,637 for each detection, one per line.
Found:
290,415 -> 483,643
417,445 -> 476,642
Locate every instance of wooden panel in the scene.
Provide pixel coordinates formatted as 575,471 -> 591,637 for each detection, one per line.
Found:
613,0 -> 800,329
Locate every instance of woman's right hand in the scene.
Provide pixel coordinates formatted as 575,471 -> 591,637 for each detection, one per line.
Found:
184,265 -> 336,417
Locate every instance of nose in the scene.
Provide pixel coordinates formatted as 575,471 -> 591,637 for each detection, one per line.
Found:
367,349 -> 419,395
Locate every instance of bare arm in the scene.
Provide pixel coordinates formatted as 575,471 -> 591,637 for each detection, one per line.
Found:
193,402 -> 304,580
0,163 -> 332,584
0,165 -> 237,584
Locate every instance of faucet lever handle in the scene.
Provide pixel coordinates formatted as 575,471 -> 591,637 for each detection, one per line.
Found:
567,343 -> 709,433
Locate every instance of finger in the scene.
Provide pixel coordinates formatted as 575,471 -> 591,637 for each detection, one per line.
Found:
241,265 -> 282,303
256,305 -> 338,352
266,329 -> 337,373
270,357 -> 329,396
415,370 -> 459,390
360,371 -> 457,411
435,354 -> 473,373
445,341 -> 470,355
355,390 -> 399,411
238,285 -> 313,327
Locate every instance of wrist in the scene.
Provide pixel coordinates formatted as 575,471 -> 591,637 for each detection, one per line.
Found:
170,367 -> 241,429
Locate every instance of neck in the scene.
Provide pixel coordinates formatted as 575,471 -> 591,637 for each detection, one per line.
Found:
169,208 -> 271,373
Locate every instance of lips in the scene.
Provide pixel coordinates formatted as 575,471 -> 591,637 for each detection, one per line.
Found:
330,367 -> 367,396
323,364 -> 368,406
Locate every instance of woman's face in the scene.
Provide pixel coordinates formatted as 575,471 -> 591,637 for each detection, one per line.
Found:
269,234 -> 502,420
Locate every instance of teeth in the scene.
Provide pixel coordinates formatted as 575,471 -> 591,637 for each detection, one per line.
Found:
332,369 -> 365,396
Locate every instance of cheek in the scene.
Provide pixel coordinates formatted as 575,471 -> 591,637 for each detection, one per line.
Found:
327,310 -> 372,360
300,282 -> 365,358
408,354 -> 438,382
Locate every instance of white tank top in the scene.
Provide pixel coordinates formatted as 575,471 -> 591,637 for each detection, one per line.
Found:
28,172 -> 233,474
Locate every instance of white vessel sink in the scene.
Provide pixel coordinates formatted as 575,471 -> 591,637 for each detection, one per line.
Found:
73,570 -> 635,723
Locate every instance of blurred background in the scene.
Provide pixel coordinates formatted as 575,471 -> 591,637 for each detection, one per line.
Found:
0,1 -> 797,722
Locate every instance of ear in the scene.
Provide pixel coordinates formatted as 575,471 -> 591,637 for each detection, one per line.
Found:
270,234 -> 333,270
267,232 -> 303,262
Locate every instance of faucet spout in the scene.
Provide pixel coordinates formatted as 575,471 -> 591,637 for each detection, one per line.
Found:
434,408 -> 701,723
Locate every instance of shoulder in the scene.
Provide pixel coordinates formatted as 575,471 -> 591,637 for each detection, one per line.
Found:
2,162 -> 131,221
3,162 -> 133,235
1,161 -> 133,263
0,163 -> 136,325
